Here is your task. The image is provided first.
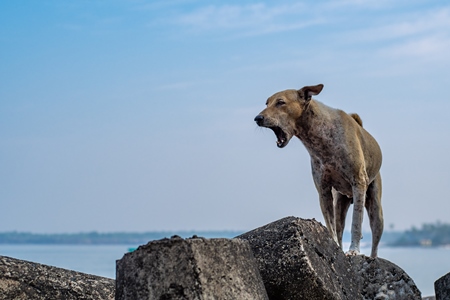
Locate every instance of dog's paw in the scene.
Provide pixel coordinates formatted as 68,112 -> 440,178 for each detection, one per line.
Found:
345,250 -> 360,256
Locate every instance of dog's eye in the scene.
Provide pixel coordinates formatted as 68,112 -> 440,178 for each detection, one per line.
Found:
276,99 -> 285,106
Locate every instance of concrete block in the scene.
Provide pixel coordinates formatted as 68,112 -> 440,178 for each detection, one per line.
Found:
0,255 -> 114,300
350,255 -> 421,300
435,272 -> 450,300
237,216 -> 360,300
116,236 -> 268,300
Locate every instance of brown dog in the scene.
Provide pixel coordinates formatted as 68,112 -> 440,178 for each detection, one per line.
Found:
254,84 -> 383,257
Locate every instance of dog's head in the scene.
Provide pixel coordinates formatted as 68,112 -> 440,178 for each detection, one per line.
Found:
254,84 -> 323,148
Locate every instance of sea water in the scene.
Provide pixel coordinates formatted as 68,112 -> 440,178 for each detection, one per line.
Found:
0,244 -> 448,297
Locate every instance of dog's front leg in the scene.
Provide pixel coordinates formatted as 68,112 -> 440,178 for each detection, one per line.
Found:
347,183 -> 367,256
312,163 -> 339,245
334,191 -> 352,250
318,186 -> 339,245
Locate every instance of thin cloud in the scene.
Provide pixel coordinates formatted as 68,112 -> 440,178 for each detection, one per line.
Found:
374,8 -> 450,63
381,34 -> 450,61
389,8 -> 450,38
162,0 -> 400,38
171,3 -> 326,37
319,0 -> 396,10
347,7 -> 450,42
155,81 -> 200,90
154,78 -> 219,91
323,5 -> 450,68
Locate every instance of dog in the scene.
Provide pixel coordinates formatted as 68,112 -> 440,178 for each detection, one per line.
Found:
254,84 -> 383,258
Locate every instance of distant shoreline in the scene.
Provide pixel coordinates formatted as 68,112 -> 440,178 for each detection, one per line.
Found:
0,231 -> 244,245
1,222 -> 450,247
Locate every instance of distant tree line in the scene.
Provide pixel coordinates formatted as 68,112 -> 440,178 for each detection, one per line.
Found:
0,231 -> 243,245
2,223 -> 449,247
389,221 -> 450,247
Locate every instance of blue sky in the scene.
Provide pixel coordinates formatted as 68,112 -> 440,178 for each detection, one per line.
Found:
1,0 -> 450,233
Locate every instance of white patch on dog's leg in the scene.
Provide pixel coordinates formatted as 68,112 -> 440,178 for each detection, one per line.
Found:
348,183 -> 366,255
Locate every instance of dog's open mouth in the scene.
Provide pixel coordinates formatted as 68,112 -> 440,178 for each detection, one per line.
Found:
270,126 -> 289,148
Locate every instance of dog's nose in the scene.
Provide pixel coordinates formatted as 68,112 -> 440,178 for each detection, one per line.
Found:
254,115 -> 264,125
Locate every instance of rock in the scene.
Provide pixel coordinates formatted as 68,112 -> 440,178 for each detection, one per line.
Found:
236,216 -> 361,300
349,255 -> 422,300
0,255 -> 115,300
115,236 -> 268,300
237,216 -> 422,300
435,272 -> 450,300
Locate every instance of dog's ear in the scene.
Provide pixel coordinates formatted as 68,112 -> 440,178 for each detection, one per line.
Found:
298,84 -> 324,101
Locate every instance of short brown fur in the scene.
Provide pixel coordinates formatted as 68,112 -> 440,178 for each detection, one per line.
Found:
254,84 -> 383,257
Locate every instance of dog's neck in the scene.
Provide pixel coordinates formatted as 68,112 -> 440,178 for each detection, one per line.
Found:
295,100 -> 338,159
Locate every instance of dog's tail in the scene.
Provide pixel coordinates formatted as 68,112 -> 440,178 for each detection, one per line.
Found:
350,113 -> 363,127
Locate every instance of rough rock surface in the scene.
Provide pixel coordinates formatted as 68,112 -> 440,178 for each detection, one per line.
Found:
0,255 -> 115,300
237,216 -> 423,300
236,216 -> 360,300
116,236 -> 268,300
435,272 -> 450,300
350,255 -> 421,300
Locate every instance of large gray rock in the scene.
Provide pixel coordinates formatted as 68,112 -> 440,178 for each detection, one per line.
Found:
0,255 -> 115,300
350,255 -> 421,300
237,216 -> 422,300
236,216 -> 361,300
435,272 -> 450,300
116,236 -> 269,300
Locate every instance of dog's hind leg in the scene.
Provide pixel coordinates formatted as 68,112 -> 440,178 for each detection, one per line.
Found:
333,191 -> 352,250
365,173 -> 383,258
